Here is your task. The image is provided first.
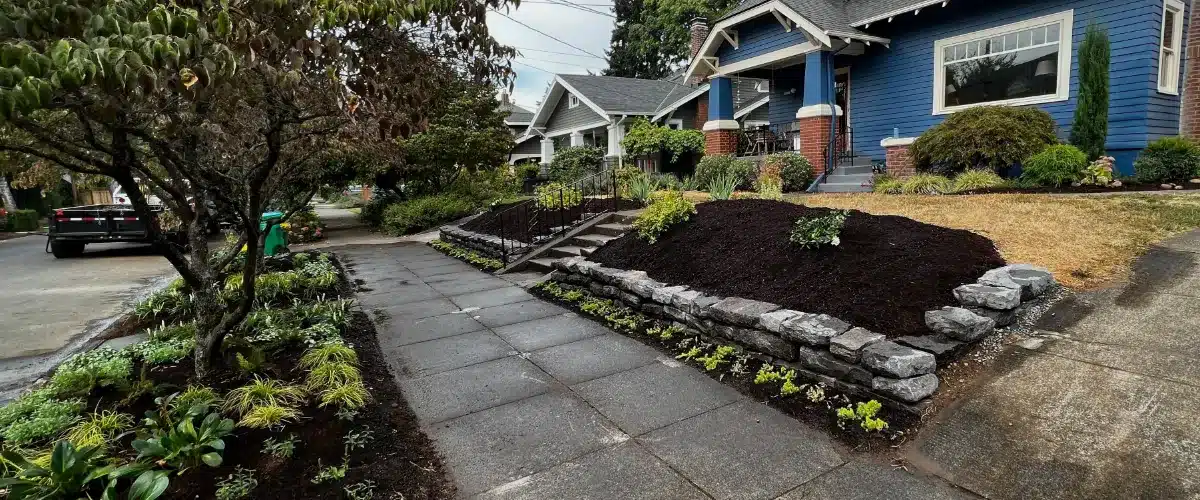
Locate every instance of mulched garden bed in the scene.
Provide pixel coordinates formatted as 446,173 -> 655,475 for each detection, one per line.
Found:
589,199 -> 1005,337
462,198 -> 642,243
957,181 -> 1200,195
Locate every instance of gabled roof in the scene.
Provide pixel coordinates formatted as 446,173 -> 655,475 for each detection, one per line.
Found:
500,101 -> 534,125
718,0 -> 931,33
558,75 -> 696,115
650,77 -> 770,122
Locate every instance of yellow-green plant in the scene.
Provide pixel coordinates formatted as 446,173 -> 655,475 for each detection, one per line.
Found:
306,362 -> 362,393
535,182 -> 583,210
754,365 -> 783,384
836,399 -> 889,432
900,174 -> 953,195
633,190 -> 696,243
951,169 -> 1005,192
872,175 -> 904,194
238,405 -> 301,429
696,346 -> 736,371
318,382 -> 370,410
299,343 -> 359,370
676,347 -> 702,361
224,377 -> 307,417
64,411 -> 134,450
756,175 -> 783,201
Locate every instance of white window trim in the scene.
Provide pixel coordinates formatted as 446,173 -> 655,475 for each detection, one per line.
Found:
743,120 -> 771,128
1159,0 -> 1185,95
932,10 -> 1074,115
666,119 -> 684,130
568,94 -> 580,109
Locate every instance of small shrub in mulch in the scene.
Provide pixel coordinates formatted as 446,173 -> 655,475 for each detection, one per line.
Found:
462,198 -> 642,243
589,199 -> 1006,337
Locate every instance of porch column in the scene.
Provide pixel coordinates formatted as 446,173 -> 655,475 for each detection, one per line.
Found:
703,76 -> 739,155
570,131 -> 585,147
539,138 -> 555,177
607,122 -> 625,159
796,51 -> 842,175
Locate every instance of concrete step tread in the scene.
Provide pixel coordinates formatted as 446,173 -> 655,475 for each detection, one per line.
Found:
551,245 -> 587,256
596,223 -> 632,231
527,258 -> 559,271
575,233 -> 619,245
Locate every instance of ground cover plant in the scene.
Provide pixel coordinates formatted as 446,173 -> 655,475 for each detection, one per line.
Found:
802,193 -> 1200,289
532,281 -> 910,447
591,199 -> 1005,337
461,197 -> 642,244
429,239 -> 504,271
633,191 -> 697,244
0,251 -> 452,500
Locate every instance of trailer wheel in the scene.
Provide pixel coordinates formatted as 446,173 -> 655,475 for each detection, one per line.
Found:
50,240 -> 85,258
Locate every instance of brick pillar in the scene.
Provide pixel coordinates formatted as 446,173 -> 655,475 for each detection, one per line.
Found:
1183,4 -> 1200,139
797,115 -> 833,175
881,137 -> 917,178
696,95 -> 709,130
705,129 -> 739,155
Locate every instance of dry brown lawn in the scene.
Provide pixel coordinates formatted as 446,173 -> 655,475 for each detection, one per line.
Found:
791,193 -> 1200,289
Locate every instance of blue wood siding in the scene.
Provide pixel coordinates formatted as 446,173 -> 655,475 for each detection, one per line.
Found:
767,65 -> 805,125
715,14 -> 810,64
843,0 -> 1184,174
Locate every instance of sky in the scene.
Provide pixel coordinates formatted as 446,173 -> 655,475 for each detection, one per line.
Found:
485,1 -> 616,112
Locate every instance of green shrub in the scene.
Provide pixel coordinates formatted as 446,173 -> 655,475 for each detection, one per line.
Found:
694,155 -> 755,190
1081,156 -> 1116,186
359,191 -> 401,227
952,170 -> 1006,192
1071,24 -> 1110,160
49,348 -> 134,397
872,175 -> 904,194
380,195 -> 476,236
534,182 -> 583,210
900,174 -> 953,195
1022,144 -> 1087,187
789,210 -> 849,249
1134,137 -> 1200,184
911,106 -> 1058,175
516,163 -> 541,180
0,388 -> 84,445
707,171 -> 738,200
627,173 -> 659,206
284,208 -> 325,243
767,153 -> 815,192
633,191 -> 697,244
757,176 -> 783,201
549,146 -> 605,181
4,209 -> 40,231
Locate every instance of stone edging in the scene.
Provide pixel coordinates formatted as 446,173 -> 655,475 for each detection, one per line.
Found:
439,225 -> 531,262
549,256 -> 1055,413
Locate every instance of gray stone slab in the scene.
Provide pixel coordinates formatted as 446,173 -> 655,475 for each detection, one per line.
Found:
400,356 -> 555,424
376,298 -> 463,321
638,399 -> 844,500
707,297 -> 781,327
357,283 -> 444,306
473,300 -> 570,329
474,441 -> 708,500
450,286 -> 536,310
861,341 -> 937,378
431,391 -> 622,497
778,459 -> 967,500
386,330 -> 516,378
403,257 -> 465,270
492,313 -> 611,352
829,328 -> 886,363
374,311 -> 488,348
527,334 -> 660,385
429,276 -> 514,295
423,270 -> 490,283
573,362 -> 743,436
412,262 -> 477,278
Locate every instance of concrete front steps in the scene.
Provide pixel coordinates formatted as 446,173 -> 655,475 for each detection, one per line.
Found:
524,213 -> 637,273
818,162 -> 875,193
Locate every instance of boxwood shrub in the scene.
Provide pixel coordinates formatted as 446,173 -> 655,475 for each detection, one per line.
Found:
694,155 -> 755,190
911,106 -> 1058,175
381,195 -> 476,236
1022,144 -> 1087,187
4,209 -> 40,231
1134,137 -> 1200,184
765,153 -> 815,192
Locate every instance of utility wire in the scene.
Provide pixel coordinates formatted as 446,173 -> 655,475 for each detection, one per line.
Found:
512,46 -> 608,60
516,56 -> 601,70
520,0 -> 613,6
490,9 -> 607,59
544,0 -> 615,18
511,59 -> 557,75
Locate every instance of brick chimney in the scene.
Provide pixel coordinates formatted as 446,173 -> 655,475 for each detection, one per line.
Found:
689,18 -> 710,84
1182,3 -> 1200,140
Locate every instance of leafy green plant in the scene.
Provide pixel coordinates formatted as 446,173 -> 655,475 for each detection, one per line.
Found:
1,441 -> 168,500
754,365 -> 784,385
706,171 -> 738,200
756,175 -> 783,201
262,435 -> 299,459
1070,24 -> 1110,160
344,480 -> 378,500
872,175 -> 904,194
318,382 -> 371,410
1134,136 -> 1200,184
652,173 -> 682,190
172,386 -> 223,415
767,153 -> 815,192
300,342 -> 359,370
836,400 -> 889,432
0,388 -> 83,445
951,169 -> 1005,192
310,460 -> 348,484
633,190 -> 696,244
336,408 -> 360,422
344,427 -> 374,454
129,337 -> 195,365
620,118 -> 705,162
64,411 -> 134,450
237,405 -> 301,429
695,155 -> 755,190
223,377 -> 307,418
646,323 -> 683,340
380,195 -> 478,236
133,287 -> 194,320
695,346 -> 736,371
1081,156 -> 1116,186
675,347 -> 702,361
1022,144 -> 1087,187
132,411 -> 235,471
534,182 -> 583,210
789,210 -> 849,249
626,172 -> 660,206
900,174 -> 953,195
911,105 -> 1058,175
49,348 -> 134,397
215,467 -> 258,500
547,145 -> 605,181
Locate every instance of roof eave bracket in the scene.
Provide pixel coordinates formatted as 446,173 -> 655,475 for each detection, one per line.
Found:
771,10 -> 793,32
719,29 -> 739,50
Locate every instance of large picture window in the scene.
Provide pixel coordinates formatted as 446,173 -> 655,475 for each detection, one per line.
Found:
933,11 -> 1073,114
1159,0 -> 1184,94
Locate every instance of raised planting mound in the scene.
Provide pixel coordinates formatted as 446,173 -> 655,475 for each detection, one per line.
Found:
462,198 -> 642,243
589,199 -> 1005,337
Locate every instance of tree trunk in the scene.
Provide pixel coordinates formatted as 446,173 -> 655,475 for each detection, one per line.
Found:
0,175 -> 17,210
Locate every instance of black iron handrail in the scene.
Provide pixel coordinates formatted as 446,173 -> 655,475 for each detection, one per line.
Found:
495,167 -> 619,265
822,127 -> 854,182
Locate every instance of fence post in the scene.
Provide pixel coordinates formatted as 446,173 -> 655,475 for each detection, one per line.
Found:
499,205 -> 508,265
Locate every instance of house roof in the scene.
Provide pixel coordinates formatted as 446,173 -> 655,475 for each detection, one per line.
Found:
719,0 -> 931,35
501,101 -> 534,125
557,75 -> 696,115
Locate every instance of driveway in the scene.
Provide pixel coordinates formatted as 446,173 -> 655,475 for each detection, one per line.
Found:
910,230 -> 1200,499
0,236 -> 173,393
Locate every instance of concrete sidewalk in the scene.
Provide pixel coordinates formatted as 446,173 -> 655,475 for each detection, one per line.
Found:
910,230 -> 1200,499
340,243 -> 967,500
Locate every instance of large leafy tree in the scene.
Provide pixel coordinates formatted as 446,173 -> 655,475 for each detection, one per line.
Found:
604,0 -> 738,79
0,0 -> 514,379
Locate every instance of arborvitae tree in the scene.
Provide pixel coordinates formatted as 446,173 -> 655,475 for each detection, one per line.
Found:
1071,23 -> 1111,160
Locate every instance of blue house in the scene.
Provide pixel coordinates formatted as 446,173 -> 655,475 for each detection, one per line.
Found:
686,0 -> 1192,189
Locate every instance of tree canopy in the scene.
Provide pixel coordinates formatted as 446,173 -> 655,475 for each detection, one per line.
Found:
604,0 -> 739,79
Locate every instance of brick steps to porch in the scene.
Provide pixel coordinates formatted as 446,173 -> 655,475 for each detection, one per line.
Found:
524,212 -> 638,273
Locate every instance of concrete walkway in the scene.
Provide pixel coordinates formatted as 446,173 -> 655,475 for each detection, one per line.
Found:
339,243 -> 968,499
910,230 -> 1200,499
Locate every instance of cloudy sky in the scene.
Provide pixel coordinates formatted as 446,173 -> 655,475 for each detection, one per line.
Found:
486,1 -> 616,111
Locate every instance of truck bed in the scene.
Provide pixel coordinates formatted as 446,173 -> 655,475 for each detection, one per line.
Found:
50,204 -> 162,242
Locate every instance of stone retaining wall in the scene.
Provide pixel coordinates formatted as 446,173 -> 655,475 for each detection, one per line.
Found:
439,225 -> 530,262
550,256 -> 1054,414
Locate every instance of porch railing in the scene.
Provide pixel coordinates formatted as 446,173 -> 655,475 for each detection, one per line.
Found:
495,168 -> 620,265
822,127 -> 854,181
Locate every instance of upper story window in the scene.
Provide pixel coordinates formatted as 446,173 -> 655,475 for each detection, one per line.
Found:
667,119 -> 683,130
568,94 -> 580,109
933,10 -> 1073,114
1159,0 -> 1185,94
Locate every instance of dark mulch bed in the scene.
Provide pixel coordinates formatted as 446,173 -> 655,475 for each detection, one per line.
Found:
589,199 -> 1005,337
462,198 -> 642,243
958,181 -> 1200,195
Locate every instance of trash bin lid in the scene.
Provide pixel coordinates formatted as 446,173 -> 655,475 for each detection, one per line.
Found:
261,211 -> 284,221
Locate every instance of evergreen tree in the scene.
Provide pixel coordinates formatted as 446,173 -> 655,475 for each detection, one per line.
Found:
604,0 -> 739,79
1071,24 -> 1111,160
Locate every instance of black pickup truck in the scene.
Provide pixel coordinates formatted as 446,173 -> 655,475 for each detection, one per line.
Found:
46,204 -> 181,258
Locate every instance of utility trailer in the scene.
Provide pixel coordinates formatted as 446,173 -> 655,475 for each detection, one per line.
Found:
46,204 -> 180,258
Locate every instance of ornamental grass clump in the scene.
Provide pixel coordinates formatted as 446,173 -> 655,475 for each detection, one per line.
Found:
707,171 -> 738,200
633,190 -> 697,244
789,210 -> 849,249
951,169 -> 1005,192
900,174 -> 953,195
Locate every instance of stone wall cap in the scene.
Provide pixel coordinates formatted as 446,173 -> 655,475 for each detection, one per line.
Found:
880,137 -> 917,148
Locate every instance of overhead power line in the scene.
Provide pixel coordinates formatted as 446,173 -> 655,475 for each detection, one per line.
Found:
490,9 -> 607,59
516,56 -> 600,70
519,0 -> 613,6
511,59 -> 556,75
544,0 -> 615,18
512,46 -> 608,60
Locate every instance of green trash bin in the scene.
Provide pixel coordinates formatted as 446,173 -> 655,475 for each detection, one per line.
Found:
261,211 -> 288,256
